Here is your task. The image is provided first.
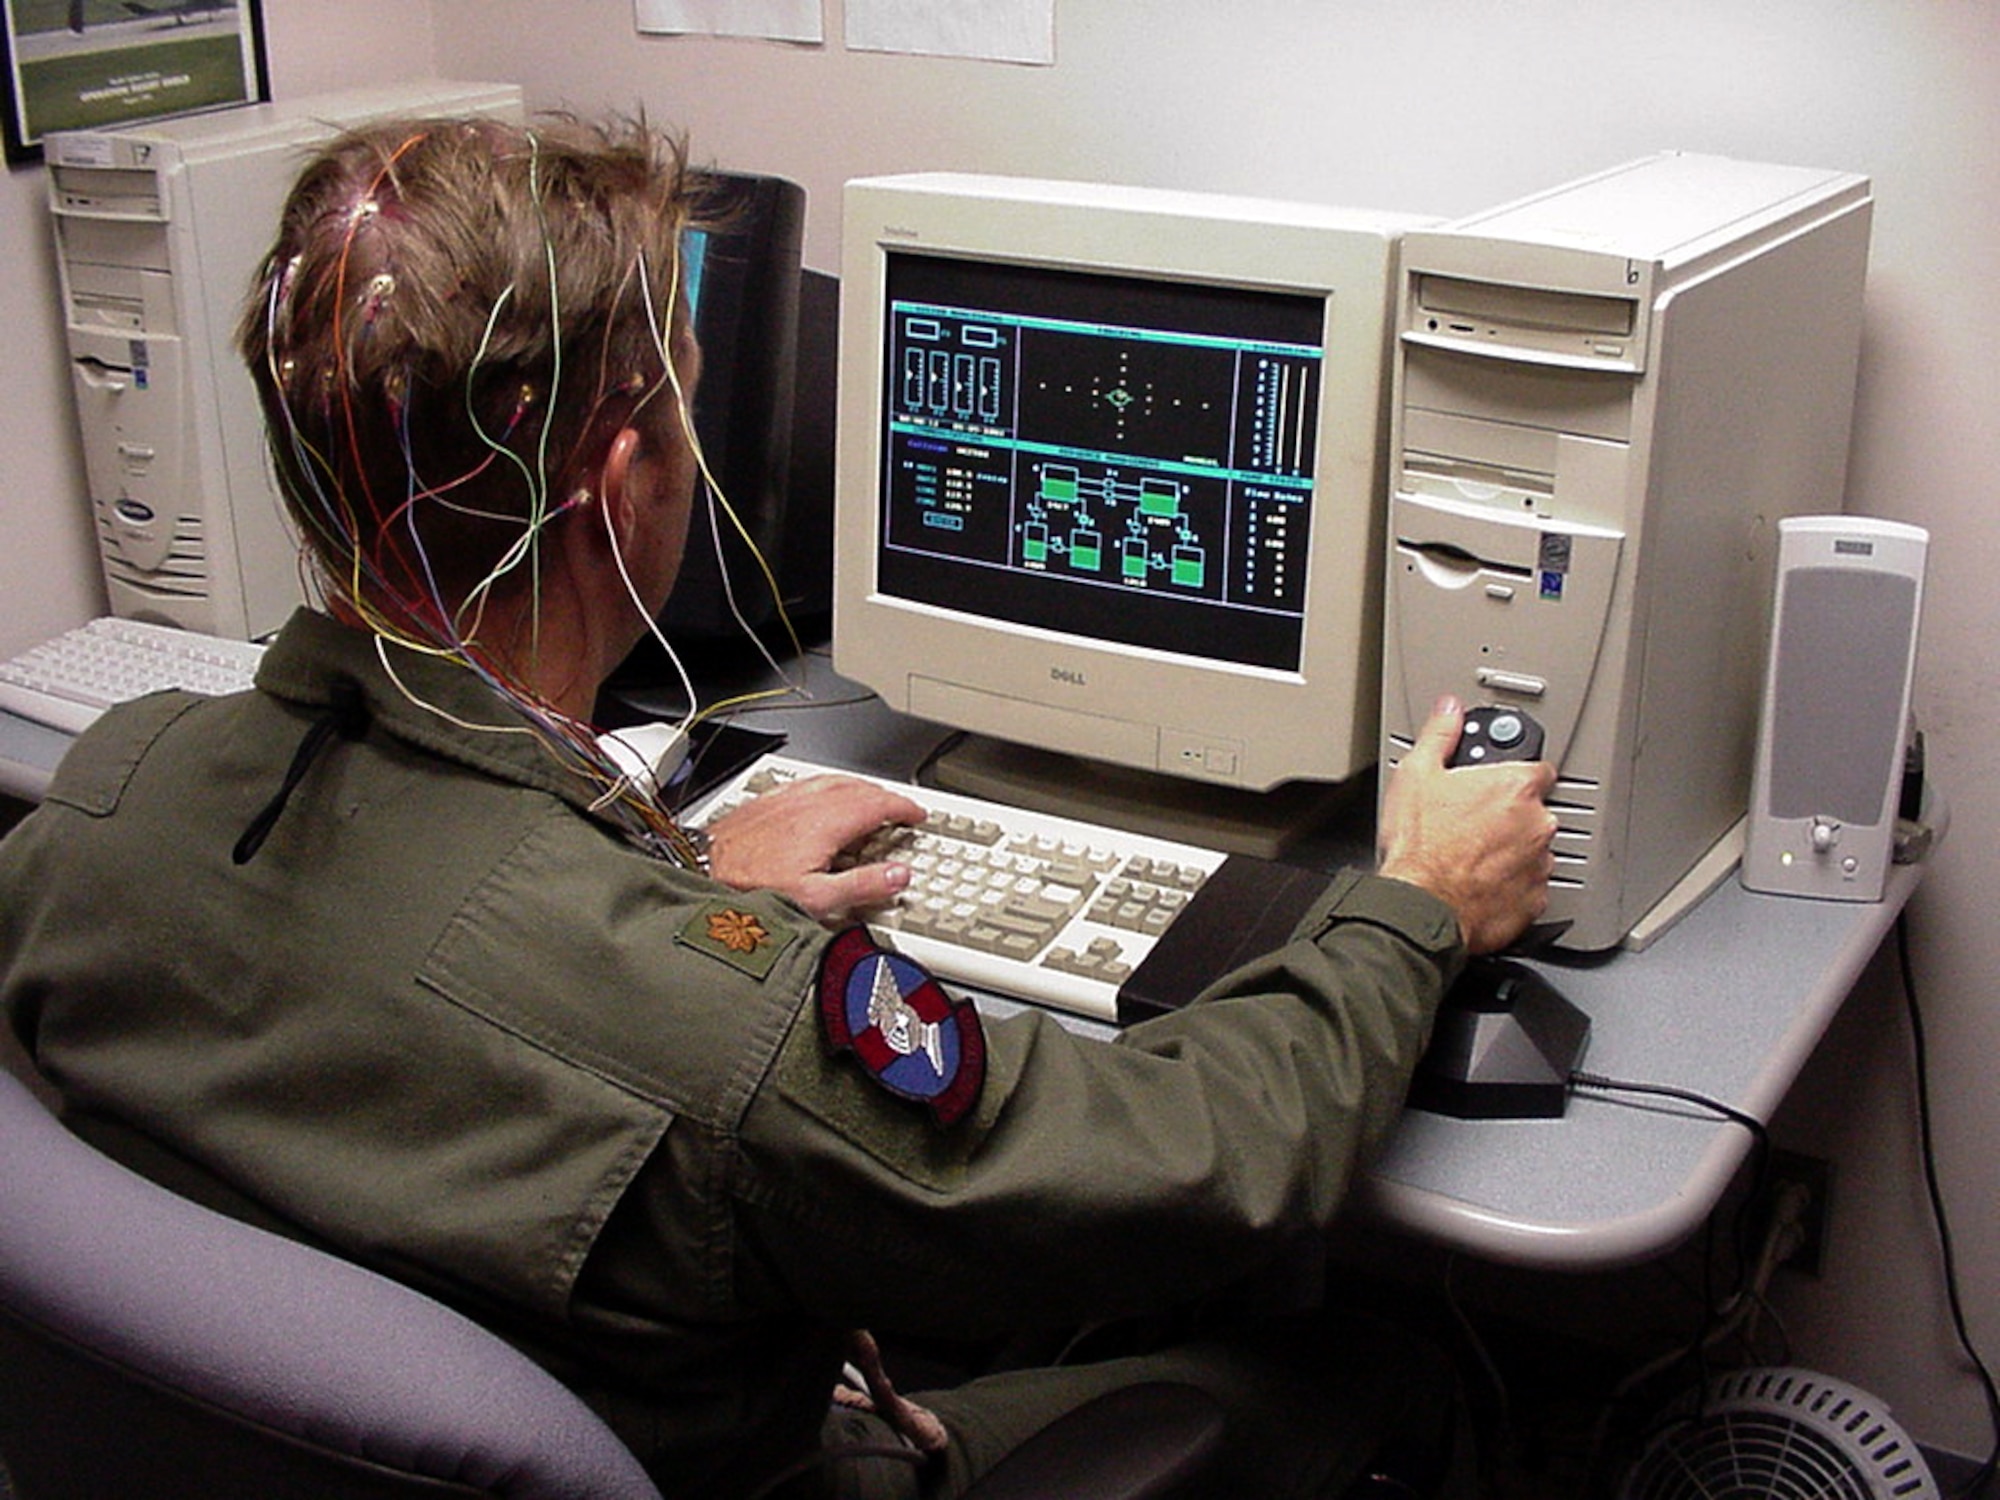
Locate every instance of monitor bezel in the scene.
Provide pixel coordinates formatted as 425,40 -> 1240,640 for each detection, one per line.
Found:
834,173 -> 1426,793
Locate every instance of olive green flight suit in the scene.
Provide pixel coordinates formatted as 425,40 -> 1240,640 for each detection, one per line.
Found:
0,609 -> 1468,1497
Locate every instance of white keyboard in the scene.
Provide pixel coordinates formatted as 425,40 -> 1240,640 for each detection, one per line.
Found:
0,617 -> 265,734
693,753 -> 1233,1023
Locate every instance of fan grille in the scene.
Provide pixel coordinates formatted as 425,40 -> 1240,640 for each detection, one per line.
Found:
1622,1367 -> 1938,1500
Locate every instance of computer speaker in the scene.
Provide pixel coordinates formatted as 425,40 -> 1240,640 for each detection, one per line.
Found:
1742,515 -> 1927,902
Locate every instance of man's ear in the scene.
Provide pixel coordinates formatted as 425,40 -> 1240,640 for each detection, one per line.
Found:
597,425 -> 647,548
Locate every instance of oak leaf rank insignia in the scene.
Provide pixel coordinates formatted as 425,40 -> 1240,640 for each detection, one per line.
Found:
676,900 -> 796,979
708,908 -> 768,954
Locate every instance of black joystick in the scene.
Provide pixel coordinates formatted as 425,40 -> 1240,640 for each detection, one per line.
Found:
1448,705 -> 1545,768
1444,704 -> 1569,956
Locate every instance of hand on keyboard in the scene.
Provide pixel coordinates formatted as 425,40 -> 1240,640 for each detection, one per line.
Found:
703,770 -> 927,923
693,755 -> 1230,1022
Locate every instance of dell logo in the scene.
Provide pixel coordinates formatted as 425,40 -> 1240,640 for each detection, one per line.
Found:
1050,666 -> 1087,687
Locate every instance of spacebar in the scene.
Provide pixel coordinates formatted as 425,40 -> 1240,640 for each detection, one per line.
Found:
1116,856 -> 1331,1026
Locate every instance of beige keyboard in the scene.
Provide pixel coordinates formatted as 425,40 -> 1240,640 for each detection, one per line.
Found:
0,617 -> 263,735
693,753 -> 1230,1022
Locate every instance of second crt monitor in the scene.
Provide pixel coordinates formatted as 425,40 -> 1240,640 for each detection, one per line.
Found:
833,172 -> 1426,851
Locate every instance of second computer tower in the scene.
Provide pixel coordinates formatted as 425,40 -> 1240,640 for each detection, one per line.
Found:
47,82 -> 524,640
1381,152 -> 1873,951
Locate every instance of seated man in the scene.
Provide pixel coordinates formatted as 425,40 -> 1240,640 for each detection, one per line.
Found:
0,115 -> 1557,1498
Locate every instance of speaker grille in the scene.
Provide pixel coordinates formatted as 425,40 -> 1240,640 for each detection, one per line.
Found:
1767,566 -> 1917,825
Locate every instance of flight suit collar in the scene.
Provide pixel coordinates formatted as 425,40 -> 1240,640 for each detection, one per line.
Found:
251,608 -> 614,821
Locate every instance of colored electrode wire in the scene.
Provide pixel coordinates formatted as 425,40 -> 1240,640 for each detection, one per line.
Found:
254,123 -> 808,870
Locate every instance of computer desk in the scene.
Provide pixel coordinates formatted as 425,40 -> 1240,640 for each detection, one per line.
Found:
0,645 -> 1943,1274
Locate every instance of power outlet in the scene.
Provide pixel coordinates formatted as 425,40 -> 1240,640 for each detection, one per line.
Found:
1768,1150 -> 1832,1276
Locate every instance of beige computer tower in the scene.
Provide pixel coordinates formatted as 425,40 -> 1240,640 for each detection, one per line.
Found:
1381,153 -> 1873,951
47,81 -> 524,640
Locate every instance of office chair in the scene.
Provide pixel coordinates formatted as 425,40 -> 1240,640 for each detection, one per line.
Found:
0,1064 -> 1226,1499
0,1064 -> 663,1499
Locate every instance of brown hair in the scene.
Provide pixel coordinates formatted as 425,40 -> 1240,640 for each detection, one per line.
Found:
238,114 -> 706,628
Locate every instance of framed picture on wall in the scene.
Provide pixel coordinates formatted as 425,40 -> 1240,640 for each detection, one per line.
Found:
1,0 -> 268,163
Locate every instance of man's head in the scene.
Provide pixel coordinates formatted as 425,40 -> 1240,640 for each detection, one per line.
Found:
239,114 -> 707,646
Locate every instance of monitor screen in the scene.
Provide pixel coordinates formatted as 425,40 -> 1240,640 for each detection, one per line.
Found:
834,174 -> 1425,848
877,254 -> 1320,675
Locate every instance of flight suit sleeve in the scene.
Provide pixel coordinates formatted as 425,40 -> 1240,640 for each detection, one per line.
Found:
724,869 -> 1463,1338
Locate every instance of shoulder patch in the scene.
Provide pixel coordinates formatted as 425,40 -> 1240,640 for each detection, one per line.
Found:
676,900 -> 798,979
817,927 -> 985,1127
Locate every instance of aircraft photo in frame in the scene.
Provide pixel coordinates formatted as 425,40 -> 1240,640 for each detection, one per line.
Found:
2,0 -> 267,162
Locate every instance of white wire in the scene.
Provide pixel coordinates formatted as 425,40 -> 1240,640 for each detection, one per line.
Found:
636,251 -> 804,697
601,476 -> 697,742
373,634 -> 537,737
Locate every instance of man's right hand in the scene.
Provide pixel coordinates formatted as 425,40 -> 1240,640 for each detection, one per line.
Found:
703,773 -> 925,924
1376,696 -> 1558,955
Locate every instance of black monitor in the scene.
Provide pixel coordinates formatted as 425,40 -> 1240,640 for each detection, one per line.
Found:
619,169 -> 809,669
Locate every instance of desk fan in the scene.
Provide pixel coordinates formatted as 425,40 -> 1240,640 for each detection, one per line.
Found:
1620,1366 -> 1938,1500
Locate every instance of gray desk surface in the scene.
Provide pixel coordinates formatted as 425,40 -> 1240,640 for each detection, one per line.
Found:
1,644 -> 1939,1272
0,711 -> 72,803
635,648 -> 1938,1273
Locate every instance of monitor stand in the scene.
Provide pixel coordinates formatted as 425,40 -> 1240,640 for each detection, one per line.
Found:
922,734 -> 1367,861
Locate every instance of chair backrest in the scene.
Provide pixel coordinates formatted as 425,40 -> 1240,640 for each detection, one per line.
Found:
0,1066 -> 663,1500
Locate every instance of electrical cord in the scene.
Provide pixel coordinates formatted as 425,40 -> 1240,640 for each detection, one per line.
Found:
1562,1071 -> 1782,1496
1562,916 -> 2000,1498
1567,1072 -> 1769,1147
1568,1070 -> 1774,1310
1898,913 -> 2000,1499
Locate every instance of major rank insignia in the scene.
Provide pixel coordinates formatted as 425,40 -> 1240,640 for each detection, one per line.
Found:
817,927 -> 985,1126
677,900 -> 796,980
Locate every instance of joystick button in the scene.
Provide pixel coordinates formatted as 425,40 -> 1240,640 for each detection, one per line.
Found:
1448,704 -> 1546,768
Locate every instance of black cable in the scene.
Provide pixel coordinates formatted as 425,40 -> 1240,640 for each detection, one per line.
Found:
911,728 -> 970,786
1566,1072 -> 1775,1292
1566,1071 -> 1775,1488
1897,912 -> 2000,1499
231,681 -> 370,864
1567,1071 -> 1768,1143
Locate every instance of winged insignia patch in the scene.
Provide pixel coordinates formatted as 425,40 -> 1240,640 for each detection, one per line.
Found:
817,927 -> 985,1127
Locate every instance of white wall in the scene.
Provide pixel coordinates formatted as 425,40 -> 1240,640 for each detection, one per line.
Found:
429,0 -> 2000,1452
2,0 -> 1995,1459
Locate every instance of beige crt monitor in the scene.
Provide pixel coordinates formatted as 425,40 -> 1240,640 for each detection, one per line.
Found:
1381,152 -> 1873,950
834,173 -> 1428,853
